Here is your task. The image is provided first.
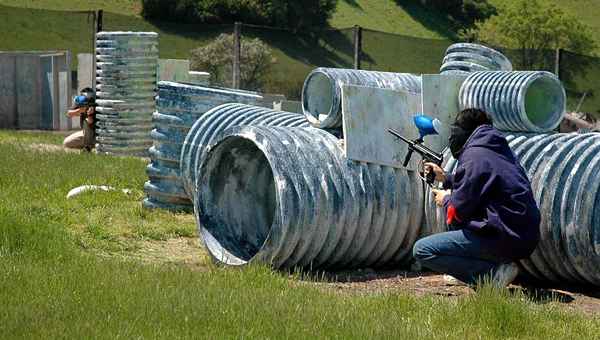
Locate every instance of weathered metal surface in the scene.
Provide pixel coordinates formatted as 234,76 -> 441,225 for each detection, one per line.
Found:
142,82 -> 263,211
0,51 -> 72,130
425,132 -> 600,285
440,43 -> 512,75
420,74 -> 468,153
180,103 -> 310,201
340,85 -> 422,170
459,71 -> 566,132
301,68 -> 422,129
95,31 -> 158,157
195,125 -> 424,269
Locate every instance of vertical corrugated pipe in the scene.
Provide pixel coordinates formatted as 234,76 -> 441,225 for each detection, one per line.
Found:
440,43 -> 513,75
143,82 -> 263,211
180,103 -> 310,201
425,132 -> 600,286
95,32 -> 158,157
458,71 -> 566,132
195,125 -> 425,269
301,68 -> 422,129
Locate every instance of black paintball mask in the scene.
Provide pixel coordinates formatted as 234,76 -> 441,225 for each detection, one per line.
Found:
448,108 -> 493,159
448,124 -> 473,159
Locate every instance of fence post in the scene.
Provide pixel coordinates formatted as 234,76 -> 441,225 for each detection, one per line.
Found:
97,9 -> 103,32
353,25 -> 362,70
233,22 -> 242,89
554,48 -> 562,79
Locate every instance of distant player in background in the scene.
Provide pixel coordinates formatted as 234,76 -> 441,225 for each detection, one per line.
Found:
63,88 -> 96,151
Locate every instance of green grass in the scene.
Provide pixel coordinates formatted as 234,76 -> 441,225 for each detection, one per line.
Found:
0,131 -> 599,339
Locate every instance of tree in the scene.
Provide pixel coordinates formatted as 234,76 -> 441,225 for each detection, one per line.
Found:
142,0 -> 338,33
466,0 -> 596,69
190,34 -> 275,91
419,0 -> 496,27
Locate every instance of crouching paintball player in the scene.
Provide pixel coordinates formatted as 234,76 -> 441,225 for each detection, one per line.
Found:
413,108 -> 541,287
63,87 -> 96,151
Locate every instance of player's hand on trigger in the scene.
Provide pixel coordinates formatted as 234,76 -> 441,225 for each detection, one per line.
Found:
424,162 -> 446,182
431,188 -> 450,207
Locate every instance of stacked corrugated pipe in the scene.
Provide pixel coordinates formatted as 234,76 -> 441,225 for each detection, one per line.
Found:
425,133 -> 600,286
143,82 -> 263,212
188,66 -> 428,269
180,103 -> 310,201
458,71 -> 566,132
95,31 -> 158,157
301,68 -> 422,128
440,43 -> 512,75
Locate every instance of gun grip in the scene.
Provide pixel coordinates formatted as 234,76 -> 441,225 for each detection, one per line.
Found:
425,170 -> 435,185
403,149 -> 413,167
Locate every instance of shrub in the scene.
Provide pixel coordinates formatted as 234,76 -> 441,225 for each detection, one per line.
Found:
190,33 -> 275,91
141,0 -> 338,32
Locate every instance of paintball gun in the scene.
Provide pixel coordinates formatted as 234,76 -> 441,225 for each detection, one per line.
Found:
388,115 -> 444,186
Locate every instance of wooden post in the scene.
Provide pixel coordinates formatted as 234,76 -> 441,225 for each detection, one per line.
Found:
97,9 -> 103,33
554,48 -> 561,79
233,22 -> 241,89
353,25 -> 362,70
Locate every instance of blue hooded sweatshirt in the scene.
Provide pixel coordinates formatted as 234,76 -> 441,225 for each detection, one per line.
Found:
442,124 -> 541,260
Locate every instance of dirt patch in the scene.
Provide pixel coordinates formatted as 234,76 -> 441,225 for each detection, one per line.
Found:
28,143 -> 79,153
309,269 -> 600,317
97,237 -> 211,270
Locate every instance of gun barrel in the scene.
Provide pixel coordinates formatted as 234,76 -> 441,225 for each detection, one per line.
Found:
388,128 -> 413,145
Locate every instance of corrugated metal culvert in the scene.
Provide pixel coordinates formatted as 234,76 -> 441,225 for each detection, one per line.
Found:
458,71 -> 566,132
143,82 -> 263,211
195,125 -> 425,269
301,68 -> 422,129
180,103 -> 310,201
440,43 -> 512,75
95,32 -> 158,157
425,132 -> 600,286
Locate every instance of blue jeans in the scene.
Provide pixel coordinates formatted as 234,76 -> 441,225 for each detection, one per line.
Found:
413,229 -> 512,285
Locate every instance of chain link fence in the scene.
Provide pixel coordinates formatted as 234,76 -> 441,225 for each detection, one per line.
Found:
1,5 -> 599,116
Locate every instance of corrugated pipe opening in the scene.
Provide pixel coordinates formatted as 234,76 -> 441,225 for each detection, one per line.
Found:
200,136 -> 276,264
523,74 -> 565,129
301,70 -> 336,128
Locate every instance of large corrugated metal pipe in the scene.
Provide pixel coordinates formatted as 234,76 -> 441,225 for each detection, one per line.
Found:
425,132 -> 600,286
180,103 -> 310,201
459,71 -> 566,132
95,31 -> 158,157
301,68 -> 422,129
143,82 -> 262,212
195,125 -> 424,269
440,43 -> 512,75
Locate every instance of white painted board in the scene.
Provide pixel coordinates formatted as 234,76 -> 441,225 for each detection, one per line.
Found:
341,84 -> 423,170
420,74 -> 468,153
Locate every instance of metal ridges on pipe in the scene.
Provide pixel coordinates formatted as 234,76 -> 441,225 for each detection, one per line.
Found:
301,68 -> 422,129
440,43 -> 512,75
196,125 -> 425,269
425,132 -> 600,286
95,31 -> 158,157
180,103 -> 310,201
458,71 -> 566,132
143,82 -> 263,211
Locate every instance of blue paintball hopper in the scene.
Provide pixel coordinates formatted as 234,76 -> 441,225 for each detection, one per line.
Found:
74,95 -> 88,107
414,114 -> 442,140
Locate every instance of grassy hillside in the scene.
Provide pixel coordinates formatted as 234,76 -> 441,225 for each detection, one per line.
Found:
1,131 -> 599,338
3,0 -> 600,45
1,1 -> 599,112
